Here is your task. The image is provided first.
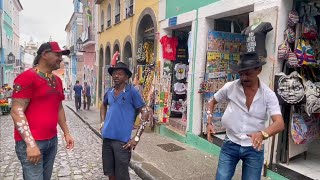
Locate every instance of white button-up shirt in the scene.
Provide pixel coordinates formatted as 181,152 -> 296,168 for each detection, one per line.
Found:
214,79 -> 282,146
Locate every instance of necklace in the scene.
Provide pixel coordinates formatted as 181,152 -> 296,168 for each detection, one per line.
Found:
34,68 -> 56,88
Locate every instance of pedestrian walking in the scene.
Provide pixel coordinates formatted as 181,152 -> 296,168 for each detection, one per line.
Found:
10,41 -> 75,180
100,62 -> 151,180
206,52 -> 285,180
83,82 -> 91,110
73,80 -> 83,111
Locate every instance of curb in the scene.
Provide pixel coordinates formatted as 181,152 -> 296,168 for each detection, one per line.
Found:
65,105 -> 157,180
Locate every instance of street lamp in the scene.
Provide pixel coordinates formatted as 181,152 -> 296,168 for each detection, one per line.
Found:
76,37 -> 83,52
8,52 -> 15,64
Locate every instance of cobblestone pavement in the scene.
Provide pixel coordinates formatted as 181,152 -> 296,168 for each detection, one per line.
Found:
0,106 -> 141,180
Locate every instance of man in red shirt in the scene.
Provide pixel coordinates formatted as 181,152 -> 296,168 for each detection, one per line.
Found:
10,41 -> 75,180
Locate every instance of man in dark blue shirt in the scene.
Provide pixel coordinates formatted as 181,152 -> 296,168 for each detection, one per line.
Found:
100,62 -> 151,180
73,80 -> 83,111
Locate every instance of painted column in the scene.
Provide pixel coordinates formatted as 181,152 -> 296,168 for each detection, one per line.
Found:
190,16 -> 209,135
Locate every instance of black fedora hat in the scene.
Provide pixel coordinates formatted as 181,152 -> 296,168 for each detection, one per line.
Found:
108,62 -> 132,78
230,52 -> 266,72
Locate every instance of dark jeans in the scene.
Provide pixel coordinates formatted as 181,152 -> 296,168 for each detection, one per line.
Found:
102,138 -> 131,179
83,96 -> 91,110
15,136 -> 58,180
216,137 -> 264,180
75,95 -> 81,110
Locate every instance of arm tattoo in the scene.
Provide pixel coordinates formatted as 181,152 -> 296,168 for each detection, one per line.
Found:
11,98 -> 36,147
136,107 -> 151,138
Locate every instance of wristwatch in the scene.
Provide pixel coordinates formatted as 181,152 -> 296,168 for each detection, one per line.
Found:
134,136 -> 140,142
260,131 -> 269,140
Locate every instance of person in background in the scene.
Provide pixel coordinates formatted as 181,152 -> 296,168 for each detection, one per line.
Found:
73,80 -> 83,111
10,41 -> 74,180
206,53 -> 284,180
83,82 -> 91,110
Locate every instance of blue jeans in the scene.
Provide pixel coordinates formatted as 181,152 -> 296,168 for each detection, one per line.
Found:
216,137 -> 264,180
15,136 -> 58,180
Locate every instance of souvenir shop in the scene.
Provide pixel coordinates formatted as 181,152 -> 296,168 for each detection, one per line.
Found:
157,26 -> 191,133
273,1 -> 320,179
200,13 -> 249,142
134,13 -> 157,126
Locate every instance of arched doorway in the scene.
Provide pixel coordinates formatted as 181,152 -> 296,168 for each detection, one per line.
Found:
135,8 -> 157,67
98,46 -> 104,101
123,41 -> 132,69
105,44 -> 112,90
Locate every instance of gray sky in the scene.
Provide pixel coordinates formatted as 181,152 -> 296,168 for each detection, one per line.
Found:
19,0 -> 74,47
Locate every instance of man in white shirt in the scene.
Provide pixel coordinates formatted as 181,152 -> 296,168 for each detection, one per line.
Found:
206,52 -> 284,180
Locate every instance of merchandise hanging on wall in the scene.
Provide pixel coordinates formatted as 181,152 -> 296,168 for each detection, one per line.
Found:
202,31 -> 245,134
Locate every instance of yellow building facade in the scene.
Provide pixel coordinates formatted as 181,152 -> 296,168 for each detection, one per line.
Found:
95,0 -> 159,103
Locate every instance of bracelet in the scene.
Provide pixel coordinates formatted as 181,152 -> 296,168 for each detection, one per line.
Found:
64,132 -> 71,136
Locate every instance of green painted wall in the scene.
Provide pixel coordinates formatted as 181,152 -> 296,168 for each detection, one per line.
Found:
166,0 -> 220,18
4,12 -> 12,24
4,23 -> 13,39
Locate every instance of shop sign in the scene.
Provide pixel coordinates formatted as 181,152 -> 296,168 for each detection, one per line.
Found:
168,17 -> 177,27
207,52 -> 221,61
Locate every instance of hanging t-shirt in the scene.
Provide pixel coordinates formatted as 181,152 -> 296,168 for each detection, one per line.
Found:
174,82 -> 187,95
242,22 -> 273,57
174,63 -> 187,80
160,35 -> 178,61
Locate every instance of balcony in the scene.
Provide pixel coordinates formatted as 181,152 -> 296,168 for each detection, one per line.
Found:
115,14 -> 120,24
126,5 -> 133,18
107,20 -> 111,28
101,24 -> 104,32
82,26 -> 95,48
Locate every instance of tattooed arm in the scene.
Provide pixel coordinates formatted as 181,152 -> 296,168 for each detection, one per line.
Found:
58,103 -> 74,149
123,106 -> 151,150
10,98 -> 41,165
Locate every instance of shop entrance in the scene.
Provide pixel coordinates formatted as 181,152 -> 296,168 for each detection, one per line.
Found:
202,13 -> 249,144
274,1 -> 320,179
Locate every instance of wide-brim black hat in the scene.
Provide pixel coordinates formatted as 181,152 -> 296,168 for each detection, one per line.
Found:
230,52 -> 266,72
108,62 -> 132,78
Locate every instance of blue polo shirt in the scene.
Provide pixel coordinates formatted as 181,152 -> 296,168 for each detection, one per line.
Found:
102,84 -> 145,142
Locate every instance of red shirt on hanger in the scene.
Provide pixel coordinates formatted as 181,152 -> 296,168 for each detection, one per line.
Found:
160,35 -> 178,61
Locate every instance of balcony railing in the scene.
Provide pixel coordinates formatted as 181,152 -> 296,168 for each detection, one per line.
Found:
126,5 -> 133,18
107,20 -> 111,28
101,24 -> 104,32
115,14 -> 120,24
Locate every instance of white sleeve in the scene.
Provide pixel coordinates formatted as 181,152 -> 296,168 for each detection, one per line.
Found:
213,82 -> 231,102
266,90 -> 282,116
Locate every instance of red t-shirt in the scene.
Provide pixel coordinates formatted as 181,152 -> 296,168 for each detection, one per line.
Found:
12,69 -> 65,141
160,35 -> 178,61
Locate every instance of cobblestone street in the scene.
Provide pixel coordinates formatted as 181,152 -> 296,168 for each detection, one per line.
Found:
0,106 -> 141,180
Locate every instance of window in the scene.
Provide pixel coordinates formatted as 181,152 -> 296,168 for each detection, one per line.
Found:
107,4 -> 111,28
125,0 -> 134,18
115,0 -> 120,24
100,10 -> 104,31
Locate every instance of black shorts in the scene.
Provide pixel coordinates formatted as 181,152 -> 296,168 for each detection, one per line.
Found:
102,138 -> 131,179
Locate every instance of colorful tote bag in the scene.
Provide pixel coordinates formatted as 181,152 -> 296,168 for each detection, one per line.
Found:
275,71 -> 305,104
291,113 -> 308,144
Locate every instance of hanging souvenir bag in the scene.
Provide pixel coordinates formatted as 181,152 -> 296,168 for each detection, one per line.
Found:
291,112 -> 308,144
301,114 -> 319,144
278,39 -> 289,61
288,11 -> 300,27
301,42 -> 317,66
287,49 -> 300,67
304,80 -> 320,116
274,71 -> 305,105
284,28 -> 296,44
302,14 -> 318,40
294,38 -> 304,60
